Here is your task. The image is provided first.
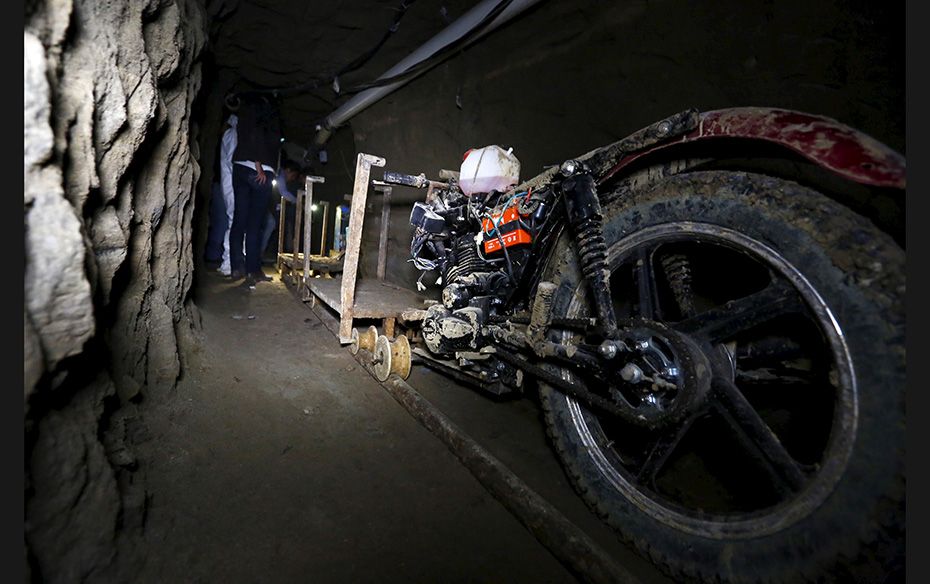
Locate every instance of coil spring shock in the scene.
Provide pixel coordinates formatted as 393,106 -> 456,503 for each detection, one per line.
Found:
575,217 -> 609,284
661,253 -> 696,317
562,173 -> 618,337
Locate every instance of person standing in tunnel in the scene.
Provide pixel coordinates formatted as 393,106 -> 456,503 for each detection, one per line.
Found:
229,96 -> 282,285
216,100 -> 239,276
264,158 -> 303,257
204,97 -> 238,270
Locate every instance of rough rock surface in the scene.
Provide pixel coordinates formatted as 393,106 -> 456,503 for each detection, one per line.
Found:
24,0 -> 205,580
24,30 -> 94,374
26,376 -> 121,583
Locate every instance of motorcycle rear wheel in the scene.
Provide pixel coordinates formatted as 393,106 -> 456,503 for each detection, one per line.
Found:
538,170 -> 904,583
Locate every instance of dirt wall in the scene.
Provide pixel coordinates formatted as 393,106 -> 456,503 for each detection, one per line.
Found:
24,0 -> 206,579
337,0 -> 903,290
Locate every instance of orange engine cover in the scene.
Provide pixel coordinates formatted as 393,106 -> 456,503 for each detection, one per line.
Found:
481,204 -> 532,254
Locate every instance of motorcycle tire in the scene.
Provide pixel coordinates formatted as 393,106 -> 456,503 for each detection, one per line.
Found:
538,170 -> 904,583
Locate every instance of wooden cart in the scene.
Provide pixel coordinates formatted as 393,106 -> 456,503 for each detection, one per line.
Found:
301,153 -> 431,342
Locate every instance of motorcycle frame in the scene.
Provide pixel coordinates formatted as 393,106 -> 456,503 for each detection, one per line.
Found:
412,106 -> 905,403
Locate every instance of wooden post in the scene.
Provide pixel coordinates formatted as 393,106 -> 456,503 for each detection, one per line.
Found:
276,194 -> 286,272
320,201 -> 330,256
340,153 -> 385,343
303,176 -> 325,297
293,190 -> 304,273
291,190 -> 307,282
375,184 -> 392,281
384,317 -> 395,339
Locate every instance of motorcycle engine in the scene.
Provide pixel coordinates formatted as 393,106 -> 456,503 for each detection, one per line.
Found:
408,180 -> 547,358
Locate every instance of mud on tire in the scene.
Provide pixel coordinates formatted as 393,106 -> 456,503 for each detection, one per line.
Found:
538,170 -> 904,583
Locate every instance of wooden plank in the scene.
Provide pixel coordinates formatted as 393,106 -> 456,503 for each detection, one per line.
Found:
276,194 -> 286,272
339,153 -> 385,343
310,278 -> 429,319
320,201 -> 330,256
303,176 -> 324,297
293,189 -> 304,269
376,184 -> 392,281
308,255 -> 343,274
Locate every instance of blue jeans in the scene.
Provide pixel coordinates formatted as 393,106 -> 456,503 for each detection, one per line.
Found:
262,211 -> 276,258
261,203 -> 296,257
230,164 -> 273,274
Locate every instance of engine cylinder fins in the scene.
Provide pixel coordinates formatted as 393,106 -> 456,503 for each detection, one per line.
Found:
350,325 -> 379,355
372,334 -> 412,382
443,235 -> 486,285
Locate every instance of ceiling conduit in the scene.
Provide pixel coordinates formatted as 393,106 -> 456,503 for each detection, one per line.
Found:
311,0 -> 544,148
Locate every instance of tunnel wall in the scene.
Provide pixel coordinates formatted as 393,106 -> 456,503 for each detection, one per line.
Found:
24,0 -> 205,580
337,0 -> 904,292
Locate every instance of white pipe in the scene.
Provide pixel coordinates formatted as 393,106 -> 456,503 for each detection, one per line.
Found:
313,0 -> 544,147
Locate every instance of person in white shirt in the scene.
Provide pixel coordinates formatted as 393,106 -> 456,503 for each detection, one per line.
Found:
228,97 -> 281,284
217,112 -> 238,276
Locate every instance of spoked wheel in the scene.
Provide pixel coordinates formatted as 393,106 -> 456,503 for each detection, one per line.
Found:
539,171 -> 904,583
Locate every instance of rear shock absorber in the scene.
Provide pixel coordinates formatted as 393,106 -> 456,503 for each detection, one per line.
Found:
560,165 -> 618,338
661,253 -> 696,317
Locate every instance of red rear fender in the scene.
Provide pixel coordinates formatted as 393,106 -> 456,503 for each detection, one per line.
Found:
602,107 -> 905,189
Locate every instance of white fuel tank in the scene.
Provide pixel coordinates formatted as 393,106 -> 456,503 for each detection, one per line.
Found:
459,145 -> 520,196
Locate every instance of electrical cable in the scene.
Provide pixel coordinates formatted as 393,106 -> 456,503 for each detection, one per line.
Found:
235,0 -> 514,99
338,0 -> 417,76
471,198 -> 516,283
340,0 -> 515,94
233,0 -> 418,99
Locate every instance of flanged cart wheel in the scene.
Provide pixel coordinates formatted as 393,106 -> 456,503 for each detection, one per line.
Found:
349,328 -> 360,355
350,325 -> 378,355
373,335 -> 392,381
372,334 -> 412,382
393,334 -> 412,380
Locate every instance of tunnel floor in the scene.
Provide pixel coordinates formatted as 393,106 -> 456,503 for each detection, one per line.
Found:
128,266 -> 671,583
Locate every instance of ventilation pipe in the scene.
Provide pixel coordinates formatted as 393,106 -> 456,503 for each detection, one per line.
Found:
311,0 -> 544,148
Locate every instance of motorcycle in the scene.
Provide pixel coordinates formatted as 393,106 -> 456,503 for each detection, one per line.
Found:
382,107 -> 905,583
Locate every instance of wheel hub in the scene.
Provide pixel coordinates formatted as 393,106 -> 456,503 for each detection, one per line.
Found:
606,320 -> 712,430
